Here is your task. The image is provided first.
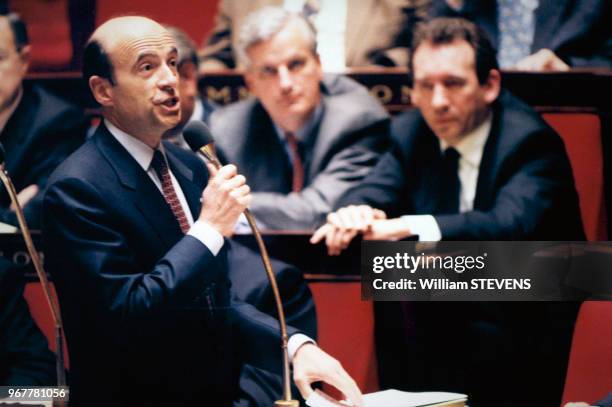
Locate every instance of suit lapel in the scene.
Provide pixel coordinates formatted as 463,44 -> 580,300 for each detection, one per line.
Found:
94,124 -> 184,246
1,86 -> 38,180
473,105 -> 504,210
532,0 -> 567,52
416,129 -> 447,215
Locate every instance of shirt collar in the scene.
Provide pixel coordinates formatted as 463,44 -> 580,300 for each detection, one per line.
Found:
273,102 -> 324,142
0,86 -> 23,133
105,119 -> 164,172
439,113 -> 492,168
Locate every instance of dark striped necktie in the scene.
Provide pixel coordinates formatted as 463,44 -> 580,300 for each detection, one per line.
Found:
150,150 -> 190,234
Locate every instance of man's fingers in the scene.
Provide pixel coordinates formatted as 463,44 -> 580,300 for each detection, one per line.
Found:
225,174 -> 246,189
206,163 -> 219,177
320,365 -> 363,407
327,211 -> 343,228
372,208 -> 387,220
310,224 -> 330,244
294,378 -> 315,402
229,183 -> 250,198
337,207 -> 356,229
215,164 -> 237,180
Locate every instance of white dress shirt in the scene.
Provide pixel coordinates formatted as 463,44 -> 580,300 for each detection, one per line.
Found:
403,115 -> 493,241
105,119 -> 311,359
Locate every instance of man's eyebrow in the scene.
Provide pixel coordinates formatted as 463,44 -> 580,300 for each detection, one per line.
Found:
135,51 -> 157,64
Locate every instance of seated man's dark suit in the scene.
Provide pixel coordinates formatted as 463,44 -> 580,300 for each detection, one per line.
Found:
211,74 -> 391,230
337,91 -> 585,406
0,83 -> 87,228
0,258 -> 56,386
42,124 -> 298,406
429,0 -> 612,68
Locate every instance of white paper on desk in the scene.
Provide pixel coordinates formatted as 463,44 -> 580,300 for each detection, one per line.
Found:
306,390 -> 349,407
364,389 -> 467,406
0,400 -> 52,406
0,221 -> 18,233
307,389 -> 467,407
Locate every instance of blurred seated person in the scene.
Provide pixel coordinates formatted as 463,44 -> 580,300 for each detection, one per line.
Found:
0,257 -> 56,386
210,6 -> 390,230
199,0 -> 430,72
312,17 -> 584,406
163,25 -> 218,148
0,11 -> 87,228
429,0 -> 612,71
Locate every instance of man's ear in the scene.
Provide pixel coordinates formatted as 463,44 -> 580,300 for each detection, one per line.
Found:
244,70 -> 255,92
89,75 -> 114,107
17,44 -> 31,76
483,69 -> 501,104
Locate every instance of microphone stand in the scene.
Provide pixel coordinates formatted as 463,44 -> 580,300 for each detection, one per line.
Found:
198,144 -> 298,407
0,164 -> 66,390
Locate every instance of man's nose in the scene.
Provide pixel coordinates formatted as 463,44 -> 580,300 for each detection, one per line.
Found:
158,63 -> 178,90
431,85 -> 449,110
278,66 -> 294,93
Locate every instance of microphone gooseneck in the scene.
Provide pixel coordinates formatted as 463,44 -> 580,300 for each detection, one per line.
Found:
183,122 -> 298,407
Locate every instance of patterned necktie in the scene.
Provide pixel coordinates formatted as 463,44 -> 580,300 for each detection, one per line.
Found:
285,132 -> 304,192
497,0 -> 539,68
439,147 -> 461,214
150,150 -> 190,234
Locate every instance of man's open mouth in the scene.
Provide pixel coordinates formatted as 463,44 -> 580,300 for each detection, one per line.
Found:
161,97 -> 179,108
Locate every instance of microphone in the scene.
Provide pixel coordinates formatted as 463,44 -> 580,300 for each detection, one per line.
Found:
183,122 -> 299,407
183,121 -> 222,168
0,142 -> 66,389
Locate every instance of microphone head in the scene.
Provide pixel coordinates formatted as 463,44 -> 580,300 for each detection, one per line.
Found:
183,121 -> 215,152
0,142 -> 5,165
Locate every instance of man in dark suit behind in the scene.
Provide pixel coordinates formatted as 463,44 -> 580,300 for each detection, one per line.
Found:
313,17 -> 584,406
211,7 -> 390,231
0,11 -> 87,229
42,16 -> 362,407
0,258 -> 55,387
429,0 -> 612,70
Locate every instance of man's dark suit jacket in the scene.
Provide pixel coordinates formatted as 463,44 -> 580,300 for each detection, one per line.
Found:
0,83 -> 87,228
337,91 -> 584,406
212,74 -> 390,230
42,124 -> 297,406
429,0 -> 612,68
338,90 -> 584,240
0,258 -> 56,386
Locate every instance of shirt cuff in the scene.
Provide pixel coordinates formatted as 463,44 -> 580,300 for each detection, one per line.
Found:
401,215 -> 442,242
188,220 -> 225,256
287,333 -> 315,362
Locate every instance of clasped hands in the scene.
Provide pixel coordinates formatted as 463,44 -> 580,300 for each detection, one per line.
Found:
311,205 -> 414,255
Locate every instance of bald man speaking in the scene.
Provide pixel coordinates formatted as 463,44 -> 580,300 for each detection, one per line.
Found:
42,16 -> 361,406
